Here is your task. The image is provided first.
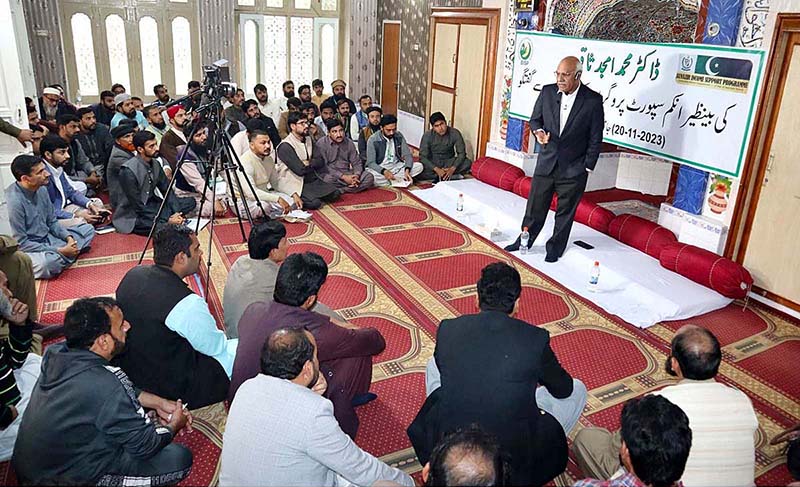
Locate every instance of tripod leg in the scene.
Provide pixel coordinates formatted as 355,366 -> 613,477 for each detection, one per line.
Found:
220,133 -> 270,219
225,166 -> 250,241
138,122 -> 203,264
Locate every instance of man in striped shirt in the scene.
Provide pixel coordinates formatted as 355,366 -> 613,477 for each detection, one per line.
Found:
0,268 -> 39,461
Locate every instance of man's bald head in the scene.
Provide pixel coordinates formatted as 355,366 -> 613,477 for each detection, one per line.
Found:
260,327 -> 316,380
426,426 -> 507,486
670,325 -> 721,380
556,56 -> 583,94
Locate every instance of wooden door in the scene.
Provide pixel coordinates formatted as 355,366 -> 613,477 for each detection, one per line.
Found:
453,24 -> 487,160
742,36 -> 800,307
430,22 -> 458,122
381,22 -> 401,116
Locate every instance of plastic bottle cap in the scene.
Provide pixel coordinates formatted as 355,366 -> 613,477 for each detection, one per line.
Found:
523,226 -> 528,231
459,193 -> 463,196
594,261 -> 599,266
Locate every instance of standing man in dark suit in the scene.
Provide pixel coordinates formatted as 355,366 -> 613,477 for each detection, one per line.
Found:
408,262 -> 587,486
505,56 -> 604,262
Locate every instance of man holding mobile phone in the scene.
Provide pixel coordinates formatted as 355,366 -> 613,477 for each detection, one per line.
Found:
505,56 -> 605,263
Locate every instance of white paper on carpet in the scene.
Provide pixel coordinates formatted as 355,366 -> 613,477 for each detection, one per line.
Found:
413,180 -> 732,328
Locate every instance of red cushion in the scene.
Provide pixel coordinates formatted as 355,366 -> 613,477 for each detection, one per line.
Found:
550,193 -> 558,211
574,201 -> 615,234
607,214 -> 677,259
472,157 -> 525,192
513,176 -> 531,199
659,243 -> 753,299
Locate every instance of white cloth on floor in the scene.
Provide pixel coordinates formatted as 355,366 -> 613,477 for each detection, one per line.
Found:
413,179 -> 732,328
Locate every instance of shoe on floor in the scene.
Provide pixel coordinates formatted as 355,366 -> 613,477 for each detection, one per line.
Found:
351,392 -> 378,407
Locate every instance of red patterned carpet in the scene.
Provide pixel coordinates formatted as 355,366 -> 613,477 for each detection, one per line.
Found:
22,187 -> 800,486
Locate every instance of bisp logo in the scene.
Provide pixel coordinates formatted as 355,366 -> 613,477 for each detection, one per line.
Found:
519,40 -> 532,63
679,55 -> 694,72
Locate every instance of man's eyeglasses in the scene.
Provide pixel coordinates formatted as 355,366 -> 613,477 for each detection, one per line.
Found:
554,71 -> 576,79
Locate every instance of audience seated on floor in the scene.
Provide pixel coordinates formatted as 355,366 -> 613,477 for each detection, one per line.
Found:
113,131 -> 195,235
573,324 -> 758,487
113,225 -> 236,408
335,98 -> 356,140
12,297 -> 193,486
220,327 -> 413,487
275,111 -> 341,209
330,79 -> 357,116
574,395 -> 692,487
223,221 -> 341,339
110,93 -> 147,130
0,269 -> 39,462
421,425 -> 510,487
241,98 -> 281,147
358,106 -> 382,162
315,98 -> 338,137
352,94 -> 373,133
159,105 -> 190,171
40,135 -> 110,227
313,118 -> 375,193
6,155 -> 94,279
419,111 -> 472,182
409,262 -> 587,486
311,78 -> 331,108
57,114 -> 102,194
106,121 -> 138,209
75,106 -> 113,179
277,96 -> 302,139
229,252 -> 385,438
234,127 -> 297,219
366,114 -> 424,186
144,105 -> 169,144
174,123 -> 228,218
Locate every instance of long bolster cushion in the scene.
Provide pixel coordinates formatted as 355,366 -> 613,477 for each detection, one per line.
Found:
472,157 -> 525,193
659,242 -> 753,299
607,214 -> 678,259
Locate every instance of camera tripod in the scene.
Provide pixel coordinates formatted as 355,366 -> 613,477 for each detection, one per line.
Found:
137,85 -> 269,299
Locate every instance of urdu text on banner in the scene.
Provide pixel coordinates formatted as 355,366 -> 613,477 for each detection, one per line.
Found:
509,32 -> 765,178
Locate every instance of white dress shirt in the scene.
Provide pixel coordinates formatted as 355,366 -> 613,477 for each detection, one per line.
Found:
558,82 -> 580,135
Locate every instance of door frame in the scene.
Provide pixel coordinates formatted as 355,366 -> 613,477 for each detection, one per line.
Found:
380,20 -> 401,115
426,8 -> 500,160
726,14 -> 800,312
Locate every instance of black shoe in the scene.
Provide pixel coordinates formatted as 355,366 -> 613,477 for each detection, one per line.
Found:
544,253 -> 559,263
504,237 -> 521,252
351,392 -> 378,407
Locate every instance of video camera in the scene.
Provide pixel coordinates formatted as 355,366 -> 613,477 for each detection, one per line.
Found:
202,59 -> 237,100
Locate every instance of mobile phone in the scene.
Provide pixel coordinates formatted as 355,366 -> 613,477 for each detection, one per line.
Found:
573,240 -> 594,250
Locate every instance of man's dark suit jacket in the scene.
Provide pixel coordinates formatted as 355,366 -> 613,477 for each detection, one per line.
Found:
408,310 -> 573,486
530,83 -> 604,179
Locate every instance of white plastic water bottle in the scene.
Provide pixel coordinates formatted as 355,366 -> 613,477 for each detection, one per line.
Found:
456,193 -> 464,212
519,227 -> 530,255
75,90 -> 82,107
588,261 -> 600,291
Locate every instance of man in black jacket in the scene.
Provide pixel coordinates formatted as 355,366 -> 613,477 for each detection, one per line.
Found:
12,297 -> 193,485
76,107 -> 113,179
408,262 -> 587,486
505,56 -> 604,262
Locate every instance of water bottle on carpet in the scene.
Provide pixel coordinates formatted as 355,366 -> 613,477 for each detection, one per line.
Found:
520,227 -> 529,255
588,261 -> 600,292
456,193 -> 464,212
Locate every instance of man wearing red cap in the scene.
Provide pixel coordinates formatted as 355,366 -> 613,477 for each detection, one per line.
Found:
160,105 -> 190,171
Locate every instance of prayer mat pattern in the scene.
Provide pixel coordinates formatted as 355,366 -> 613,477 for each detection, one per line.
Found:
22,187 -> 800,486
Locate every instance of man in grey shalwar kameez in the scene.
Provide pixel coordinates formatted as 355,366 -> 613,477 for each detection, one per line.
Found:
312,119 -> 374,193
5,155 -> 94,279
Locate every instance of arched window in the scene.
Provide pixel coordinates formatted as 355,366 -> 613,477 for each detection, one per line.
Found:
172,17 -> 193,95
105,15 -> 130,90
243,20 -> 259,93
139,16 -> 162,93
71,13 -> 99,96
320,24 -> 335,86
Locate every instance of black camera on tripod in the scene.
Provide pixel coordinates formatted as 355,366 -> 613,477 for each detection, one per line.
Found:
202,61 -> 238,100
